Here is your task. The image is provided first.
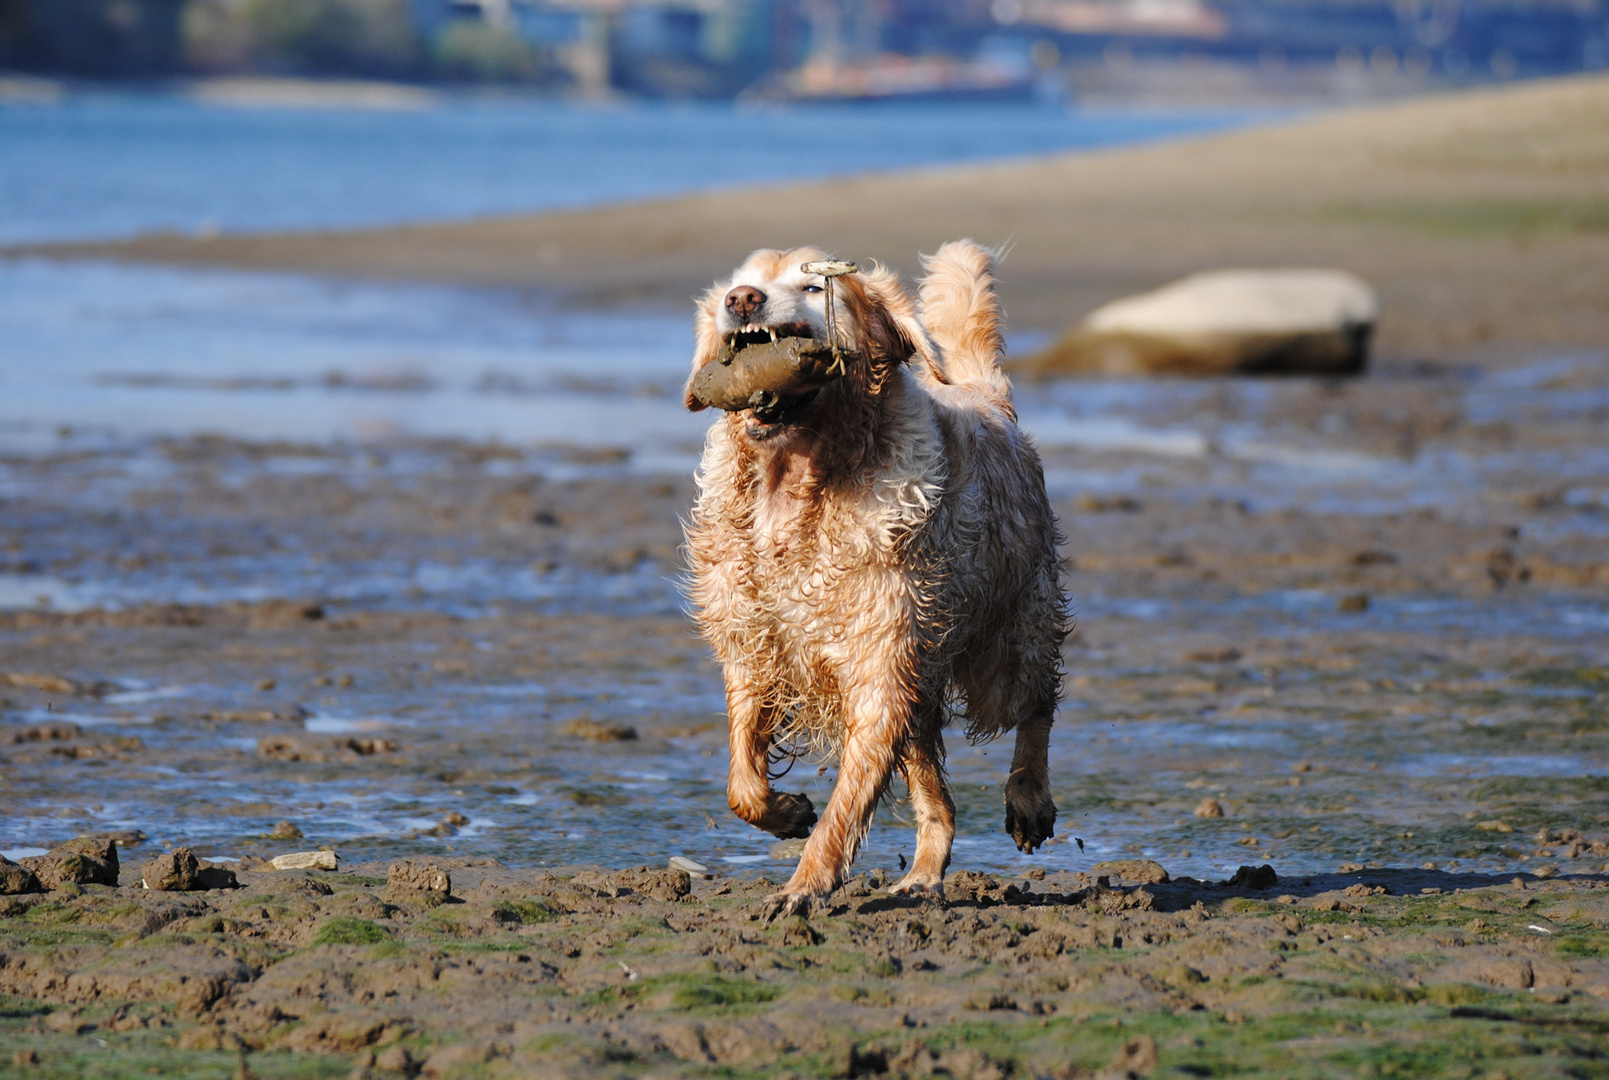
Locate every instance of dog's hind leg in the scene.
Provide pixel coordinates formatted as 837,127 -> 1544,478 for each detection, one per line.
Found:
724,672 -> 817,839
1004,704 -> 1057,853
889,716 -> 954,895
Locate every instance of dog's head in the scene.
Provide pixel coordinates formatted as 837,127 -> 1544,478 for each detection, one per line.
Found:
685,247 -> 933,443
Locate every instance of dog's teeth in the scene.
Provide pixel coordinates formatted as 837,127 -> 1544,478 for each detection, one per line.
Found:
768,328 -> 778,342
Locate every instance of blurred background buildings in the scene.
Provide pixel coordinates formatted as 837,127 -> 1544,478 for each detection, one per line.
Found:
0,0 -> 1605,101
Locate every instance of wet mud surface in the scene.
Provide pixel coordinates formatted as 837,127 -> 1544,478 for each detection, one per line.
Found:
5,863 -> 1609,1078
2,354 -> 1608,1076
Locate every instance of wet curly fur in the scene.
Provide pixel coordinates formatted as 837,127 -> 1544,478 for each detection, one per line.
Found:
683,240 -> 1068,914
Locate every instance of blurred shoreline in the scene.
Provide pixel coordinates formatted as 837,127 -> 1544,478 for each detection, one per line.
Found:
11,72 -> 1607,358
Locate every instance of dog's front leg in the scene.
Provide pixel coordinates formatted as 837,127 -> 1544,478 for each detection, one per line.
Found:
724,672 -> 817,839
768,676 -> 906,918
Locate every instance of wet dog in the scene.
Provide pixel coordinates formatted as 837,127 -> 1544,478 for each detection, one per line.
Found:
683,241 -> 1067,915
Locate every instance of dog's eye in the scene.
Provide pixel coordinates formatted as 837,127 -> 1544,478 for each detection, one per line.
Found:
802,284 -> 823,294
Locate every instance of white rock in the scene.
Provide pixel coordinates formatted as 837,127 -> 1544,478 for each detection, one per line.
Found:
1026,269 -> 1379,378
270,850 -> 338,871
667,856 -> 708,875
1085,269 -> 1378,336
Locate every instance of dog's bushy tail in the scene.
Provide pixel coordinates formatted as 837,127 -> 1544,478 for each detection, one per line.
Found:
916,239 -> 1010,401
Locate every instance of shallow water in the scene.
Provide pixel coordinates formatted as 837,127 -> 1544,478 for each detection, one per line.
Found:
0,93 -> 1270,244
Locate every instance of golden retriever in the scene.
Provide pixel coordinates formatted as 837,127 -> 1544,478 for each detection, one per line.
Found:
683,240 -> 1067,915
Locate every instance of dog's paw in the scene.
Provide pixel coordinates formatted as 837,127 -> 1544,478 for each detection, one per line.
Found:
1004,782 -> 1057,854
888,874 -> 945,900
760,791 -> 817,839
762,889 -> 816,921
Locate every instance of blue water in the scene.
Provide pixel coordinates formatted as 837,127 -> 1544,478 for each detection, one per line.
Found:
0,92 -> 1273,244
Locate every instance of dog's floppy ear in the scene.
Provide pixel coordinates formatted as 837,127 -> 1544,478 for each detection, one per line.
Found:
682,286 -> 724,412
840,263 -> 942,381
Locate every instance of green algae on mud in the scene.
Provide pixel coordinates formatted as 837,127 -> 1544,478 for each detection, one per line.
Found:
4,863 -> 1609,1078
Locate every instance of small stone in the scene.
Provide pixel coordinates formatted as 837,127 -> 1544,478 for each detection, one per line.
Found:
1089,859 -> 1169,884
668,856 -> 708,876
1532,864 -> 1558,879
142,848 -> 202,891
769,838 -> 807,860
1477,820 -> 1514,833
270,850 -> 338,871
1291,761 -> 1312,774
420,1043 -> 491,1077
1227,864 -> 1278,890
560,717 -> 638,742
1185,647 -> 1242,663
1193,798 -> 1224,819
373,1045 -> 413,1073
80,829 -> 147,848
1338,593 -> 1370,613
385,861 -> 451,907
441,811 -> 469,828
44,1009 -> 89,1034
269,821 -> 303,840
0,856 -> 42,895
255,678 -> 277,691
12,1047 -> 39,1066
2,672 -> 80,695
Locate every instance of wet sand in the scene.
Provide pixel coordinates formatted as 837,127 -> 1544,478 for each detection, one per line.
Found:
11,74 -> 1609,357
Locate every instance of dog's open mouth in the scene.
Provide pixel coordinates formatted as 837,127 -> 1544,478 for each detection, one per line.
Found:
725,321 -> 815,352
745,387 -> 820,438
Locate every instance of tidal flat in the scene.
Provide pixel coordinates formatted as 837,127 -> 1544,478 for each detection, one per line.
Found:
1,346 -> 1607,1076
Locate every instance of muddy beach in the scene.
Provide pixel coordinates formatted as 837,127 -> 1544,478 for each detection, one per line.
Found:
2,345 -> 1608,1075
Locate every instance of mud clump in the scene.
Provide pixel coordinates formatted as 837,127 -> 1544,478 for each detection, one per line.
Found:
20,837 -> 119,888
140,847 -> 239,891
0,856 -> 42,895
560,717 -> 638,742
1226,864 -> 1279,890
1091,859 -> 1170,885
385,860 -> 452,907
257,734 -> 398,761
141,847 -> 201,891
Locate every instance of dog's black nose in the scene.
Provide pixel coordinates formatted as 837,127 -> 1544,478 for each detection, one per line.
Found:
725,285 -> 766,321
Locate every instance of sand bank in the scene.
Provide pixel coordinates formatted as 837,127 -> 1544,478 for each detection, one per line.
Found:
12,74 -> 1609,357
